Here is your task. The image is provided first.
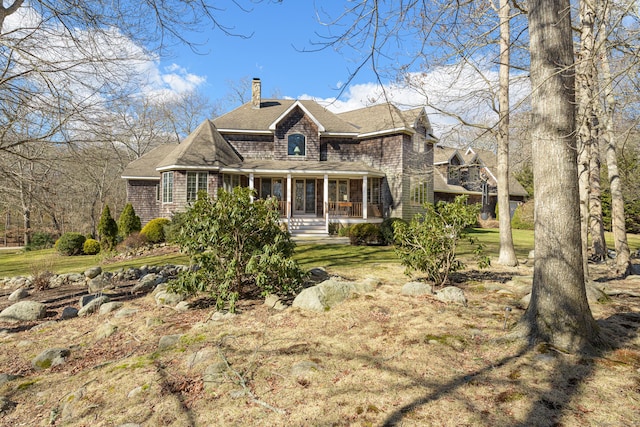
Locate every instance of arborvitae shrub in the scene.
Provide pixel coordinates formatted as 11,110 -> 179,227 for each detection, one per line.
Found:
55,232 -> 86,256
83,238 -> 101,255
140,218 -> 171,244
98,205 -> 118,250
118,203 -> 141,238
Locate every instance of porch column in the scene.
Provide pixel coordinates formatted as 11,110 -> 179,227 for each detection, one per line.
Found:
286,174 -> 292,222
324,174 -> 329,234
248,173 -> 254,202
362,175 -> 368,220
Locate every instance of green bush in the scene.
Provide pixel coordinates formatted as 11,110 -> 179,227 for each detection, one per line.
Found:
163,212 -> 187,244
55,232 -> 86,256
83,238 -> 101,255
394,195 -> 489,285
511,200 -> 534,230
338,224 -> 351,237
380,217 -> 408,245
169,187 -> 305,312
348,223 -> 382,246
25,231 -> 56,251
118,203 -> 141,238
141,218 -> 171,244
98,204 -> 118,250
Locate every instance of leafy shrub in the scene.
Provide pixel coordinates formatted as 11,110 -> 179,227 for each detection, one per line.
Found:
380,217 -> 408,245
98,205 -> 118,250
511,200 -> 534,230
25,231 -> 56,251
393,195 -> 489,286
118,203 -> 141,238
55,232 -> 86,256
118,232 -> 147,252
163,212 -> 187,244
169,187 -> 305,312
140,218 -> 171,244
338,224 -> 351,237
348,223 -> 382,246
83,238 -> 101,255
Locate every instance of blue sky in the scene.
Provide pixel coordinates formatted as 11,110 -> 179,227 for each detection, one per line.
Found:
161,1 -> 380,106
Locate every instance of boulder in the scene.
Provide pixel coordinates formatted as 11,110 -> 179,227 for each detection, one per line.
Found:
264,294 -> 287,311
292,278 -> 355,311
87,275 -> 111,293
84,266 -> 102,279
0,396 -> 16,416
32,348 -> 70,370
158,334 -> 183,350
435,286 -> 467,306
115,308 -> 138,318
0,373 -> 21,386
99,301 -> 123,315
154,291 -> 184,307
131,273 -> 162,294
401,281 -> 433,296
8,288 -> 30,302
0,301 -> 47,322
78,296 -> 110,317
95,322 -> 118,340
60,307 -> 79,320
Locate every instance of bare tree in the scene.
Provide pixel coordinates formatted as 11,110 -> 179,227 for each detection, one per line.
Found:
518,0 -> 604,352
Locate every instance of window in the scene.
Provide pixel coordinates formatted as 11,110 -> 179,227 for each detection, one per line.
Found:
367,178 -> 381,205
162,172 -> 173,203
328,179 -> 349,202
187,172 -> 208,202
410,177 -> 429,206
288,133 -> 306,156
223,174 -> 242,192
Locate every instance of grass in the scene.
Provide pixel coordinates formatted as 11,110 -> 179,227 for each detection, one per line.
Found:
1,228 -> 638,278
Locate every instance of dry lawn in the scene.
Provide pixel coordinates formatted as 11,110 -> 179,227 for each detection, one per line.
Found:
1,261 -> 640,426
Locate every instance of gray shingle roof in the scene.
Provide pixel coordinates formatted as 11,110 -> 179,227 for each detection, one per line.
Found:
222,159 -> 385,176
336,103 -> 415,136
156,120 -> 241,170
121,144 -> 178,179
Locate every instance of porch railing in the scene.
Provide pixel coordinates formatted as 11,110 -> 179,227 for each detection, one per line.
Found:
326,202 -> 383,218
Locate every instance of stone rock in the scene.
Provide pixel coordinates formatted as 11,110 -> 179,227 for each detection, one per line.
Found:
67,273 -> 85,283
185,348 -> 216,370
264,294 -> 287,310
353,277 -> 380,293
175,301 -> 190,312
290,360 -> 322,377
84,266 -> 102,279
127,386 -> 145,399
435,286 -> 467,306
78,296 -> 110,317
146,318 -> 164,327
131,273 -> 162,294
95,322 -> 118,340
631,263 -> 640,275
203,362 -> 227,386
0,396 -> 16,415
31,321 -> 57,332
585,282 -> 610,304
99,301 -> 123,315
0,301 -> 47,322
292,278 -> 355,311
208,312 -> 235,322
115,308 -> 138,318
155,291 -> 184,307
87,275 -> 111,293
308,267 -> 329,282
401,281 -> 434,296
158,334 -> 183,350
0,373 -> 21,386
32,348 -> 70,370
60,307 -> 79,320
8,288 -> 30,302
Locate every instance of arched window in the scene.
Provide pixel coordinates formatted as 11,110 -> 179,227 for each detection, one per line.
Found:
288,133 -> 306,156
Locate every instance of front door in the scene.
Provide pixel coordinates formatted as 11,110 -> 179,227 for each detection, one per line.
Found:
294,179 -> 316,215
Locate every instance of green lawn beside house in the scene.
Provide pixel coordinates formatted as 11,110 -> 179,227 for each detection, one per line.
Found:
0,229 -> 638,279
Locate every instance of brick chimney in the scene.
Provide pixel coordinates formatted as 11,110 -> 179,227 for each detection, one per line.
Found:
251,78 -> 261,108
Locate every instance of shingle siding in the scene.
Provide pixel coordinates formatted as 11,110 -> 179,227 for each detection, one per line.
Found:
127,180 -> 160,226
274,107 -> 320,161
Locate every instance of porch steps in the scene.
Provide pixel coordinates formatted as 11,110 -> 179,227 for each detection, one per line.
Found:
287,217 -> 327,237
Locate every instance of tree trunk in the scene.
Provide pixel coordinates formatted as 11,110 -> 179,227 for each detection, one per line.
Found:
496,0 -> 518,267
518,0 -> 604,353
588,143 -> 606,261
598,1 -> 631,276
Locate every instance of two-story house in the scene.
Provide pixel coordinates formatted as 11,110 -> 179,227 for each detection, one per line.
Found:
122,78 -> 437,236
433,145 -> 528,219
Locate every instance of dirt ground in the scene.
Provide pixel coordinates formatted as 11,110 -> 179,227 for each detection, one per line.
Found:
1,260 -> 640,427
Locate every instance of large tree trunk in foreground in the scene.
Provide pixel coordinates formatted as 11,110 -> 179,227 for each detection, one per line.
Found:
496,0 -> 518,267
518,0 -> 604,353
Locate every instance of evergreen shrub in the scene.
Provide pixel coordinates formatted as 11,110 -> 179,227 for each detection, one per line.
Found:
55,232 -> 86,256
141,218 -> 170,244
83,238 -> 101,255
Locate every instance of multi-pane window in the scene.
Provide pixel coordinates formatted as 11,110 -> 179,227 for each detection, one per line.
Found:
288,133 -> 306,156
328,179 -> 349,202
223,174 -> 242,192
162,172 -> 173,203
367,178 -> 381,205
187,172 -> 208,202
410,177 -> 429,206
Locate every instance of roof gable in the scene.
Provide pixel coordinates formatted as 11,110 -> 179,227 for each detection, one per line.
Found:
269,101 -> 325,132
156,120 -> 242,171
121,144 -> 178,179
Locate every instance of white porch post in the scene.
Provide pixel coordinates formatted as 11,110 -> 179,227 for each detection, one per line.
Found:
362,175 -> 368,220
324,174 -> 329,234
286,173 -> 292,223
249,173 -> 254,202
